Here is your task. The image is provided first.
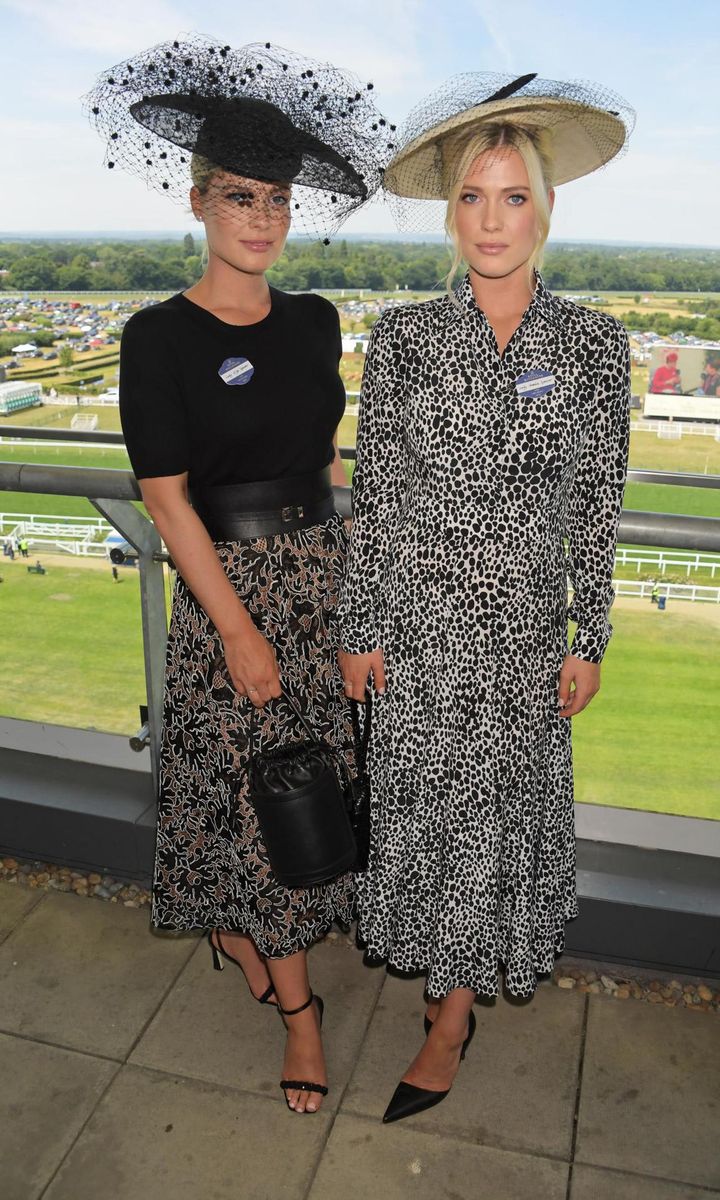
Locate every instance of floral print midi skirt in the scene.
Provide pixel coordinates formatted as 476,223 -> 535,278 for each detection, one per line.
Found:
151,512 -> 356,956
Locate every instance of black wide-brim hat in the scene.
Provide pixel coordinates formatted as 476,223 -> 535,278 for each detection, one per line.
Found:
84,36 -> 397,241
129,93 -> 367,197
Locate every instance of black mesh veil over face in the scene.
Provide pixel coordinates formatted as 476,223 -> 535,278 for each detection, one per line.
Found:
383,71 -> 635,233
84,36 -> 397,242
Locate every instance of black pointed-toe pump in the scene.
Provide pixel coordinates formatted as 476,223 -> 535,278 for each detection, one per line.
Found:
382,1009 -> 477,1125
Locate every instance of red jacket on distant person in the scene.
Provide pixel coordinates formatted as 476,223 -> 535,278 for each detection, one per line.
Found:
651,363 -> 681,393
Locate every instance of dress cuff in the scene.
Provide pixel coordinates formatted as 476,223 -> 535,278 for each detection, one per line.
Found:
337,609 -> 379,655
569,623 -> 611,664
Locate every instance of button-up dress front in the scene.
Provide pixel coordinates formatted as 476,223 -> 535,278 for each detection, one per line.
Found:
338,272 -> 630,997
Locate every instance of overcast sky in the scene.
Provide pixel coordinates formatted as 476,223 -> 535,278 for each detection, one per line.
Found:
1,0 -> 718,245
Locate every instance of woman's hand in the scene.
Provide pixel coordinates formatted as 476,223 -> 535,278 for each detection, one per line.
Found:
223,625 -> 282,708
558,655 -> 601,718
339,647 -> 386,701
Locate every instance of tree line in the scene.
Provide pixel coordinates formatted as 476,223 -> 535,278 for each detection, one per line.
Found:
1,236 -> 720,294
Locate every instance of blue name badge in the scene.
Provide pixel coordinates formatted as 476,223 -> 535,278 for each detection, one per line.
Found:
218,356 -> 254,386
515,368 -> 555,399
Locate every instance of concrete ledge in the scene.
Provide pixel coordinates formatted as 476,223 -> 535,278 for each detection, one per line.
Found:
0,747 -> 155,879
1,751 -> 718,973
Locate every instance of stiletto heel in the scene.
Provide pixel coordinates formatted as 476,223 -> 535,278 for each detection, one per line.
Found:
460,1009 -> 476,1060
206,930 -> 276,1005
208,933 -> 224,972
277,992 -> 328,1111
383,1010 -> 476,1124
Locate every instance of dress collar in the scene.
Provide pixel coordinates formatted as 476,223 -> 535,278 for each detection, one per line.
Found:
448,269 -> 560,331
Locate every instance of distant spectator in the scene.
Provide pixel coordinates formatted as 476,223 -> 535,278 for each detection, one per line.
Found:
18,538 -> 29,558
3,538 -> 13,560
650,351 -> 682,394
112,565 -> 119,583
701,358 -> 720,398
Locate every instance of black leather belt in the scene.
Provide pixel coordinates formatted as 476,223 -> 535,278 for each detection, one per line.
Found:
190,467 -> 336,540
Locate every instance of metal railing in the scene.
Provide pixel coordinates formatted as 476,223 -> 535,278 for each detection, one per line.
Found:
1,448 -> 720,790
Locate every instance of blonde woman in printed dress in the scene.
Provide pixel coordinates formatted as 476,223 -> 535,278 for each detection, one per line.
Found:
339,74 -> 633,1123
87,37 -> 393,1114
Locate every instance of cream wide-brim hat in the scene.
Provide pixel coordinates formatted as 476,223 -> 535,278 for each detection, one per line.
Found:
384,74 -> 634,199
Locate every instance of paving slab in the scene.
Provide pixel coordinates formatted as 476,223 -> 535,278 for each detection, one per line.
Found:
341,971 -> 585,1158
308,1112 -> 568,1200
43,1062 -> 331,1200
575,994 -> 720,1190
571,1164 -> 720,1199
0,1030 -> 118,1200
130,938 -> 384,1112
0,880 -> 44,942
0,891 -> 197,1058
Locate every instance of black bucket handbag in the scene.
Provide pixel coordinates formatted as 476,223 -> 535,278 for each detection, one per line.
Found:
247,691 -> 362,889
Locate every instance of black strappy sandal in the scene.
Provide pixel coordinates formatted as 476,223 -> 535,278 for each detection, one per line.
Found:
206,929 -> 277,1006
277,992 -> 328,1111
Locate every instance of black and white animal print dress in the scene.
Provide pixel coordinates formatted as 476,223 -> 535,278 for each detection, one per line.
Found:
338,272 -> 630,998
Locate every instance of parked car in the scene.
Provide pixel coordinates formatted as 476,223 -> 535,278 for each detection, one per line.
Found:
43,350 -> 58,360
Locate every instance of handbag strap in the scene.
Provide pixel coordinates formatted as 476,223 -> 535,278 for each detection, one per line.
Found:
349,691 -> 372,775
247,687 -> 372,780
248,688 -> 321,769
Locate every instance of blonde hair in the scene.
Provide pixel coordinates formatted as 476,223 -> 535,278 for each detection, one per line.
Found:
443,123 -> 554,302
190,152 -> 223,193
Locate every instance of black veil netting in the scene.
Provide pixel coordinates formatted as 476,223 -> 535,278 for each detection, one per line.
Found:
83,36 -> 397,243
383,72 -> 635,234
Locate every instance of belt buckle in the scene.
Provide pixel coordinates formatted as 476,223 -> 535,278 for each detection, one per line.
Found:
281,504 -> 304,522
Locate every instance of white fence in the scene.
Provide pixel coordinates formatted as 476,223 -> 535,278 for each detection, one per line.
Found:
615,547 -> 720,578
0,437 -> 121,450
0,512 -> 108,533
631,419 -> 720,439
613,579 -> 720,603
41,394 -> 119,406
1,511 -> 112,557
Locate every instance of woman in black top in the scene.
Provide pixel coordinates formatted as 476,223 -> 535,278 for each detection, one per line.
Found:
90,37 -> 392,1115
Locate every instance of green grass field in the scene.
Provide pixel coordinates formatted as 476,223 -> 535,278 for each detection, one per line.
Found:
623,481 -> 720,519
0,404 -> 123,432
572,601 -> 718,819
0,560 -> 716,819
0,444 -> 132,519
0,559 -> 148,733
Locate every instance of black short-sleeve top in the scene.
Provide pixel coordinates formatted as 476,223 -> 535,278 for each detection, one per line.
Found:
118,287 -> 345,485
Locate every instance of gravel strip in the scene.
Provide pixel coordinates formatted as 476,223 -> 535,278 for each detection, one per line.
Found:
550,960 -> 719,1013
1,856 -> 151,909
2,855 -> 718,1012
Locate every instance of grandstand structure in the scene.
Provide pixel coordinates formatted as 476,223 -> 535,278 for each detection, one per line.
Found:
0,380 -> 42,415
